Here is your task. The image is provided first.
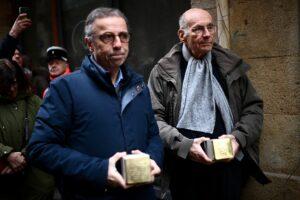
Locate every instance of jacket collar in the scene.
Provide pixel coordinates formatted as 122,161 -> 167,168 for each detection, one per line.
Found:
81,55 -> 143,93
157,42 -> 250,84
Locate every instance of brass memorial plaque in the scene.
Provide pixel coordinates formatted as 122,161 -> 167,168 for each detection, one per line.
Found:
203,138 -> 234,161
213,138 -> 234,160
121,154 -> 151,185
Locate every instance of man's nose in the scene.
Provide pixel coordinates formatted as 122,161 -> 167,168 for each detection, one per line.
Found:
202,28 -> 211,37
113,36 -> 122,48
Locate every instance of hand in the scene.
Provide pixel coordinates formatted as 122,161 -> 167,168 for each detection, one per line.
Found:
107,152 -> 128,189
7,152 -> 27,172
132,150 -> 161,182
1,166 -> 14,175
9,13 -> 32,38
219,134 -> 240,156
188,137 -> 213,165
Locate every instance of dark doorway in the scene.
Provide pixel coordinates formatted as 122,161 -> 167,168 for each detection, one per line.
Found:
24,0 -> 190,80
119,0 -> 191,80
60,0 -> 190,79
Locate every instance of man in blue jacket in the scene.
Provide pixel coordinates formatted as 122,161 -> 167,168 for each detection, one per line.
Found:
27,7 -> 163,200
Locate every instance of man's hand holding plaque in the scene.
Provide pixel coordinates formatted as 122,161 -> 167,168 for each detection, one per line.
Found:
107,150 -> 161,189
201,136 -> 238,162
107,152 -> 128,189
189,137 -> 213,165
125,150 -> 161,185
218,134 -> 240,157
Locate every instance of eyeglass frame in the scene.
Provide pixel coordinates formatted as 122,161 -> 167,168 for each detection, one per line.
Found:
92,31 -> 130,44
189,23 -> 217,36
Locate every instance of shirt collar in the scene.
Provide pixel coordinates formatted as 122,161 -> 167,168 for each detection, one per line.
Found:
90,55 -> 123,88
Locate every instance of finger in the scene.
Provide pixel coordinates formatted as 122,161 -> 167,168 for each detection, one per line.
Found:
197,148 -> 213,164
20,21 -> 32,26
219,134 -> 234,139
18,13 -> 28,18
194,137 -> 210,144
218,134 -> 227,139
1,166 -> 9,174
22,159 -> 27,166
10,162 -> 19,169
112,170 -> 127,188
109,152 -> 126,164
6,167 -> 13,174
151,165 -> 161,176
150,160 -> 161,175
131,150 -> 143,154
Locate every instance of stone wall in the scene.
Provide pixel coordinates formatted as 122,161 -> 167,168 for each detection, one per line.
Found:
192,0 -> 300,199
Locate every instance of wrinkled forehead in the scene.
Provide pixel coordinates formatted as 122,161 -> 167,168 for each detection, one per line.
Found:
184,9 -> 213,27
93,17 -> 128,33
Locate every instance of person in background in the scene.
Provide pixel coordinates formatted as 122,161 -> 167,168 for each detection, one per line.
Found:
0,13 -> 31,60
0,59 -> 55,200
12,45 -> 32,80
148,8 -> 270,200
0,13 -> 32,80
42,46 -> 71,98
27,7 -> 163,200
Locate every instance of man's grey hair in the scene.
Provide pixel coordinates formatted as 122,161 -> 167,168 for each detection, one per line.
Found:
179,13 -> 189,36
85,7 -> 129,39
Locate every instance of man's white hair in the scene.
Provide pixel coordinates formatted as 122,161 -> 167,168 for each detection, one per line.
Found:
179,12 -> 189,36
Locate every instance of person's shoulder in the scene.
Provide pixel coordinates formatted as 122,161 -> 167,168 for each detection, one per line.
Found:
157,43 -> 182,67
51,69 -> 84,85
27,94 -> 42,108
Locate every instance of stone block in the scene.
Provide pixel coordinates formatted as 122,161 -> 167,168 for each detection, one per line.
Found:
245,56 -> 299,115
241,176 -> 300,200
260,114 -> 300,173
229,0 -> 299,58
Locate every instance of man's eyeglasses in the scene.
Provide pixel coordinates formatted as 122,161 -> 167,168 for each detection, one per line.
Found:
190,24 -> 216,36
94,32 -> 130,44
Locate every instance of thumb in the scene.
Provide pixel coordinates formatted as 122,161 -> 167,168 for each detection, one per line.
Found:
110,152 -> 126,164
131,149 -> 143,154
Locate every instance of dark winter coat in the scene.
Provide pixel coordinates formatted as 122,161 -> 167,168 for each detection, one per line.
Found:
148,43 -> 270,184
0,94 -> 55,200
27,56 -> 163,200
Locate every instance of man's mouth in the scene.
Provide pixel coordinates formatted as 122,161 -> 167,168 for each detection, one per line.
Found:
110,54 -> 125,59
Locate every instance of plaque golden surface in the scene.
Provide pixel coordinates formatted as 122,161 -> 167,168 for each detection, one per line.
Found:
204,138 -> 234,161
213,138 -> 234,160
121,154 -> 151,185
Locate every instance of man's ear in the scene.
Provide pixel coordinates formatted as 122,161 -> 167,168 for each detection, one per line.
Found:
178,29 -> 186,43
84,37 -> 94,53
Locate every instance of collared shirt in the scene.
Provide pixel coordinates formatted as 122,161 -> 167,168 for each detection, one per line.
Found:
90,55 -> 123,89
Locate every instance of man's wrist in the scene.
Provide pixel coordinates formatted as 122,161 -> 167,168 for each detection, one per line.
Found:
9,30 -> 18,39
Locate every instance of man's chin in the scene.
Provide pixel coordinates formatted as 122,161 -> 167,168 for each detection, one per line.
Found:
110,59 -> 126,67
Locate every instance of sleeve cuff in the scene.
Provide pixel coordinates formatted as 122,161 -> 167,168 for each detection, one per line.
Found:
177,137 -> 193,159
231,130 -> 246,148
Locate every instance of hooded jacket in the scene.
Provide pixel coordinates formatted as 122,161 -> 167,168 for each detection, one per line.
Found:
27,56 -> 163,199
